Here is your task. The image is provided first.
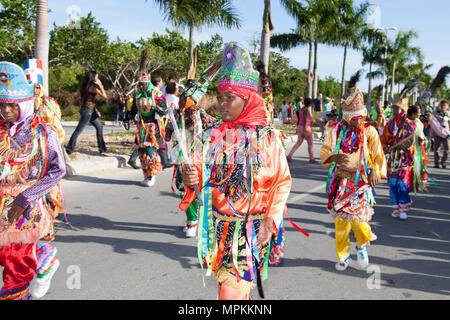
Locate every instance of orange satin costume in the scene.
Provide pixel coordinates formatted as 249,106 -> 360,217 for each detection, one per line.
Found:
178,85 -> 291,297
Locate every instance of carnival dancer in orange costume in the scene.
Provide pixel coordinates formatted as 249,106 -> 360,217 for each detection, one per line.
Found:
180,42 -> 305,300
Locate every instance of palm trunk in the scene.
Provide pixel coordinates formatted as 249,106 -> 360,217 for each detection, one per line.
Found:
260,28 -> 271,75
340,46 -> 347,103
260,0 -> 273,75
367,62 -> 373,112
385,78 -> 389,103
389,61 -> 396,104
187,23 -> 195,79
35,0 -> 49,93
312,40 -> 318,99
306,40 -> 313,99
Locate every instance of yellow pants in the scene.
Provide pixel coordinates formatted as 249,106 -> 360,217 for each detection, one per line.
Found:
334,217 -> 373,263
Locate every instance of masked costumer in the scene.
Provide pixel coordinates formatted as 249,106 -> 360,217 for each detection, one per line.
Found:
180,42 -> 293,300
321,73 -> 386,271
0,62 -> 66,300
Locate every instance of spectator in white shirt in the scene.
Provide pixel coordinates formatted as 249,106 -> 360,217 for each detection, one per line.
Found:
165,82 -> 180,110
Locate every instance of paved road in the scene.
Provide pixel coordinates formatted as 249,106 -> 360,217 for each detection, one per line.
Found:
4,140 -> 449,300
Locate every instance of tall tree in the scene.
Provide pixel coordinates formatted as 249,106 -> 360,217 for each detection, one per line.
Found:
328,0 -> 370,103
384,30 -> 422,103
260,0 -> 274,75
35,0 -> 49,92
272,0 -> 313,98
273,0 -> 337,99
361,40 -> 385,110
149,0 -> 240,78
0,0 -> 36,62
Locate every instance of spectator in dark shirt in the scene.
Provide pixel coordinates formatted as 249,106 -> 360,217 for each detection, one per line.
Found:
66,70 -> 107,155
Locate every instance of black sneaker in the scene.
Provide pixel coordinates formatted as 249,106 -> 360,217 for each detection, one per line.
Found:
128,160 -> 140,169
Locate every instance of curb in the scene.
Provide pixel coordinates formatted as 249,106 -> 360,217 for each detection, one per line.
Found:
62,121 -> 117,127
65,154 -> 140,177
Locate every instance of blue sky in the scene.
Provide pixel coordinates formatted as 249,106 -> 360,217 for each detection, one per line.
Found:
48,0 -> 450,93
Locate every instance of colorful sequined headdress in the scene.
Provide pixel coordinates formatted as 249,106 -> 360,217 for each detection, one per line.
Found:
218,42 -> 260,92
341,71 -> 366,122
341,88 -> 366,117
0,61 -> 35,103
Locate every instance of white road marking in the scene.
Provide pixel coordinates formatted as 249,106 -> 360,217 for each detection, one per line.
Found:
287,183 -> 326,204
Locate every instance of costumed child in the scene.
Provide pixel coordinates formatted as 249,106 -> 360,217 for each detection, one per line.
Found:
180,42 -> 306,300
129,73 -> 168,187
320,71 -> 386,271
0,62 -> 66,299
381,93 -> 418,221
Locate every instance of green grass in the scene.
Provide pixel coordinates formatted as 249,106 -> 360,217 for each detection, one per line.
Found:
105,131 -> 135,137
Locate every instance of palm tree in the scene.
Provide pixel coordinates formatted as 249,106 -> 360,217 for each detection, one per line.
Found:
361,40 -> 385,110
35,0 -> 49,93
329,0 -> 370,103
272,0 -> 336,99
149,0 -> 241,78
260,0 -> 274,75
384,30 -> 422,103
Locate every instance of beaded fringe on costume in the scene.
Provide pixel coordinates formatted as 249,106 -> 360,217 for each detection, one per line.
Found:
136,122 -> 162,178
0,283 -> 31,300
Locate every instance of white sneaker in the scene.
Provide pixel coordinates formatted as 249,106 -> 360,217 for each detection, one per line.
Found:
148,176 -> 156,186
356,246 -> 369,269
392,211 -> 400,218
399,211 -> 408,220
30,259 -> 60,299
185,222 -> 198,238
335,257 -> 352,271
141,176 -> 156,187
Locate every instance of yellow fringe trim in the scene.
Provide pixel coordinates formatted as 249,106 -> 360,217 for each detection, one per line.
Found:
215,267 -> 255,295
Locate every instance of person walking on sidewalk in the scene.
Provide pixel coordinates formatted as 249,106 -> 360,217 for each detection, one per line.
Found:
286,98 -> 318,164
0,62 -> 66,300
65,70 -> 107,156
433,101 -> 450,168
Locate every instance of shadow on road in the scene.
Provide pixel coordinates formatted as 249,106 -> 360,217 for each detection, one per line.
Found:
287,152 -> 450,297
55,213 -> 199,269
